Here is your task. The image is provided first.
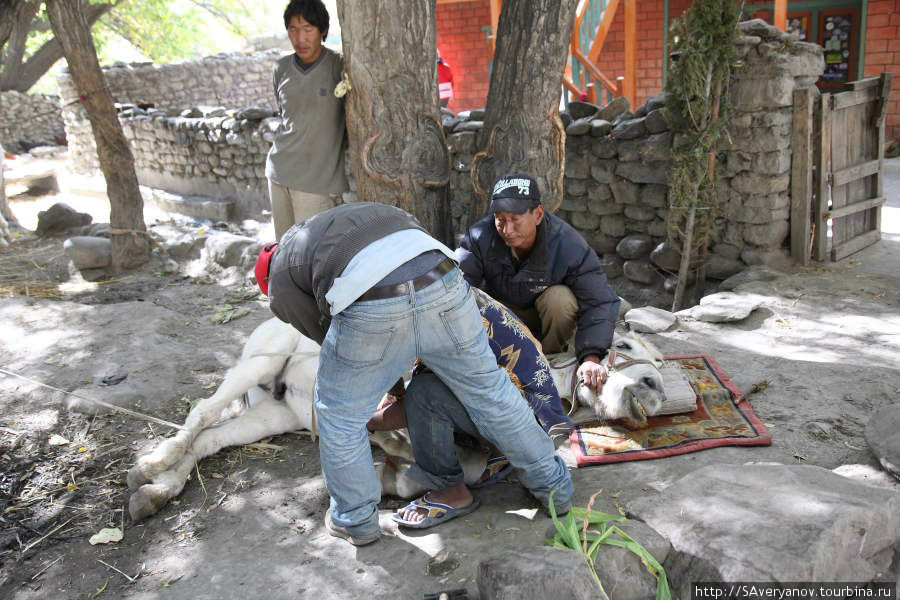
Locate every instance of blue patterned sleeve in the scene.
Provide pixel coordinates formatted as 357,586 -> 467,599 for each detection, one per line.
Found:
472,289 -> 574,438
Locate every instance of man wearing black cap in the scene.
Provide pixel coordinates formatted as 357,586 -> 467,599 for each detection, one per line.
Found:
457,173 -> 620,392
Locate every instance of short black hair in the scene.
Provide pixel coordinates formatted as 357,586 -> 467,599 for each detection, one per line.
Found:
283,0 -> 329,37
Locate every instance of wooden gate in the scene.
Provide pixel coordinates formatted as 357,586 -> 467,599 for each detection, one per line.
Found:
790,73 -> 893,264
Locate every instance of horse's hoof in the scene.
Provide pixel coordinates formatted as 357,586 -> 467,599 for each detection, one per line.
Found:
128,484 -> 170,521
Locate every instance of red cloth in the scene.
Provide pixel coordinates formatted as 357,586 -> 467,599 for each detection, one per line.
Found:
437,58 -> 454,102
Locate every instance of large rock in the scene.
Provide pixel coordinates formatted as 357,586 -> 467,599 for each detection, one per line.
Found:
611,117 -> 648,140
63,236 -> 111,270
616,234 -> 654,260
202,232 -> 259,269
616,161 -> 670,185
628,464 -> 900,596
718,265 -> 784,291
683,291 -> 767,322
594,519 -> 672,600
477,546 -> 598,600
597,97 -> 630,122
36,202 -> 92,236
567,101 -> 600,120
705,253 -> 745,280
625,306 -> 676,333
866,404 -> 900,480
650,241 -> 681,271
623,260 -> 662,286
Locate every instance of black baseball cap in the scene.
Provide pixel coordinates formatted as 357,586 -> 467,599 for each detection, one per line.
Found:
490,173 -> 541,214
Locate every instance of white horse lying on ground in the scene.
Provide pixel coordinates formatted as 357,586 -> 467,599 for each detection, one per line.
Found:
126,317 -> 667,521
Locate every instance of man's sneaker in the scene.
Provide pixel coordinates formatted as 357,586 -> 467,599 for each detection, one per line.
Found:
324,508 -> 380,546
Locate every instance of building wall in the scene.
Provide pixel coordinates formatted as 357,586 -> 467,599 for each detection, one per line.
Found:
436,0 -> 493,113
863,0 -> 900,140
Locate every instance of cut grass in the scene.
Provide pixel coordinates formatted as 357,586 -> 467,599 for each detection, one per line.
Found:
546,490 -> 671,600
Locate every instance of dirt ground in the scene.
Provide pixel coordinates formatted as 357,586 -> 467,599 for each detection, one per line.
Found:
1,157 -> 899,600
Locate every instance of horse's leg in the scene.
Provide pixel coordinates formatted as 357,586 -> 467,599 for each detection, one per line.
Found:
133,320 -> 301,482
129,396 -> 302,520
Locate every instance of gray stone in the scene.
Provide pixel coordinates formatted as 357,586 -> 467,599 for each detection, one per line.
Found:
597,97 -> 629,122
590,138 -> 618,159
865,404 -> 900,480
600,214 -> 626,237
593,520 -> 672,600
447,131 -> 476,155
742,220 -> 789,247
36,202 -> 93,236
570,211 -> 600,230
641,184 -> 668,208
647,219 -> 667,237
686,291 -> 768,322
738,18 -> 786,41
739,247 -> 792,269
582,231 -> 619,254
731,171 -> 790,195
566,179 -> 587,197
203,232 -> 258,269
454,120 -> 483,132
565,153 -> 590,179
559,111 -> 573,128
567,101 -> 600,120
587,183 -> 613,203
600,253 -> 624,279
628,464 -> 900,597
625,306 -> 677,333
442,115 -> 460,134
616,234 -> 654,260
753,149 -> 792,175
456,110 -> 472,121
590,119 -> 613,137
79,223 -> 111,238
236,107 -> 273,120
616,161 -> 670,185
644,109 -> 669,134
477,545 -> 597,600
718,265 -> 785,291
624,205 -> 656,222
164,233 -> 206,259
468,108 -> 486,120
645,92 -> 669,113
705,253 -> 744,280
63,236 -> 112,270
611,117 -> 647,140
610,179 -> 640,205
561,195 -> 587,212
623,260 -> 661,286
590,160 -> 617,184
650,241 -> 681,271
565,116 -> 593,136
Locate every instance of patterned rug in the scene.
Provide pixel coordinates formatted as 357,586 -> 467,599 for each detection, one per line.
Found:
570,354 -> 771,467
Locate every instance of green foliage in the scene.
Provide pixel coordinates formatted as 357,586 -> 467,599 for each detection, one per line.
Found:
663,0 -> 743,254
545,490 -> 672,600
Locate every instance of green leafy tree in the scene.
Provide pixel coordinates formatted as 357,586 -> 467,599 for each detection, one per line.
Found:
0,0 -> 280,93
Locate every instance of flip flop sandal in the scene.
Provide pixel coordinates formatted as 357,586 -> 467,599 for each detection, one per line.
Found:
391,493 -> 481,529
470,456 -> 513,489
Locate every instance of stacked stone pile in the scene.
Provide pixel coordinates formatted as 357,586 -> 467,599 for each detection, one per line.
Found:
58,50 -> 283,174
0,91 -> 65,153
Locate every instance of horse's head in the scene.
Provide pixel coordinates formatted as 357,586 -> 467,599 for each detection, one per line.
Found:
576,332 -> 666,428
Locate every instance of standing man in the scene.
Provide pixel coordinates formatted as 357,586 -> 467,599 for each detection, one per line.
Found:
266,0 -> 348,240
255,202 -> 573,546
457,173 -> 621,394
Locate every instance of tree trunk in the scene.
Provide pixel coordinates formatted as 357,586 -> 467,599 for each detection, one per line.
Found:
46,0 -> 148,270
469,0 -> 576,223
0,150 -> 11,246
335,0 -> 452,245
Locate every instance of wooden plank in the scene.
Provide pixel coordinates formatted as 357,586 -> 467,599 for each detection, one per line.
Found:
831,229 -> 881,261
833,86 -> 879,110
790,88 -> 815,265
813,93 -> 832,262
573,48 -> 619,95
874,72 -> 893,128
588,0 -> 620,65
827,196 -> 886,220
623,0 -> 636,109
842,77 -> 882,91
832,159 -> 881,187
773,0 -> 787,30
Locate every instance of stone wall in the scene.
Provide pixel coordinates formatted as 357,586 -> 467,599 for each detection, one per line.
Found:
58,50 -> 283,174
59,20 -> 824,299
0,91 -> 66,154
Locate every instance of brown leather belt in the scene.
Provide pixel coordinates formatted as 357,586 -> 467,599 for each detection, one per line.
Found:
357,257 -> 457,302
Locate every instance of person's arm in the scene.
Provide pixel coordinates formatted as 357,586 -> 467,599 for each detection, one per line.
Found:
269,287 -> 330,345
456,230 -> 484,288
566,246 -> 620,388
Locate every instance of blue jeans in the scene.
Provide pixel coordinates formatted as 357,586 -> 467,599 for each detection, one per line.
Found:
315,268 -> 573,539
402,372 -> 489,489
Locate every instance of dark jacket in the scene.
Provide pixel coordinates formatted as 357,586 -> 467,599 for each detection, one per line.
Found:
268,202 -> 427,344
457,212 -> 619,362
